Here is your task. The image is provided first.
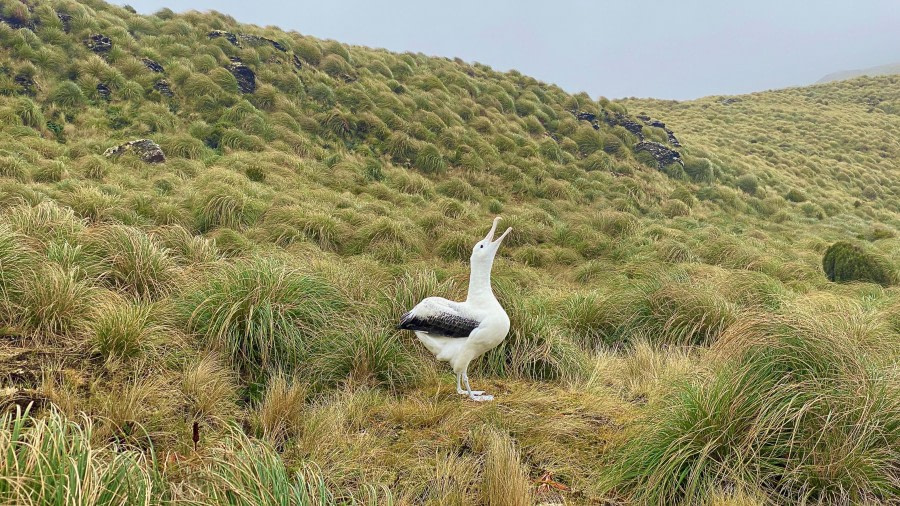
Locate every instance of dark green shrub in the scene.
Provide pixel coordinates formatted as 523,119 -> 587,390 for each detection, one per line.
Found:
822,241 -> 897,286
736,174 -> 758,195
785,188 -> 807,202
683,157 -> 714,183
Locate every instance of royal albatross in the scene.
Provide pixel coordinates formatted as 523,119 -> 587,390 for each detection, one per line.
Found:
398,217 -> 512,401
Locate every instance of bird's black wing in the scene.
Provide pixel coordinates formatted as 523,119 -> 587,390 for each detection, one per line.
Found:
398,310 -> 480,338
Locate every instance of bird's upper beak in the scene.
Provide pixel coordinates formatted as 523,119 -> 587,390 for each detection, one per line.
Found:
484,217 -> 512,246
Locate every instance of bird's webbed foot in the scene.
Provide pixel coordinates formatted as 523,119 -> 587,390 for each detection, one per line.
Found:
468,393 -> 494,402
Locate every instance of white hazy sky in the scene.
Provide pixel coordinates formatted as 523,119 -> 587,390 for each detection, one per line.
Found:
117,0 -> 900,100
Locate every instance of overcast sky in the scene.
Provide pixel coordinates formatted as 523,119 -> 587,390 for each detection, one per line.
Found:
117,1 -> 900,100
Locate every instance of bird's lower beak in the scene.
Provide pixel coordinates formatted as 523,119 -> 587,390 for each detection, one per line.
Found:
493,227 -> 512,245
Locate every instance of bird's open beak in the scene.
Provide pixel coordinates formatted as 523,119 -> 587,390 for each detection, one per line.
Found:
484,217 -> 511,246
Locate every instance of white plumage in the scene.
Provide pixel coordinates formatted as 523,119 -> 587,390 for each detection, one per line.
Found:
398,217 -> 512,401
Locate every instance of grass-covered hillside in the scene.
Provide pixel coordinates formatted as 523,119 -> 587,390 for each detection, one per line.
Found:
0,0 -> 898,504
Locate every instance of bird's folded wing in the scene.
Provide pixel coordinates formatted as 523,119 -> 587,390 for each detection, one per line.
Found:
398,297 -> 480,338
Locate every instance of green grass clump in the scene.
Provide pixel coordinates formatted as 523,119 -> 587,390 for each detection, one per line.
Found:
177,257 -> 345,376
193,182 -> 266,232
0,406 -> 160,506
84,225 -> 179,299
21,265 -> 95,338
822,241 -> 897,286
603,308 -> 900,505
87,299 -> 165,362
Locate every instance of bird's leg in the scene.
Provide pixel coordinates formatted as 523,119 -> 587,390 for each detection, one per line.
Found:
464,371 -> 491,401
457,371 -> 483,396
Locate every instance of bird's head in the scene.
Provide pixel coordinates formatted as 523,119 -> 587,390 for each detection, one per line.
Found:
471,216 -> 511,265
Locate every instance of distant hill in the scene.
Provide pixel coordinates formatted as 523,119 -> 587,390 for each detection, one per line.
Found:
817,62 -> 900,83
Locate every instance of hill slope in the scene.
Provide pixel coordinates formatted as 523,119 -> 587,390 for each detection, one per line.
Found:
0,1 -> 898,504
817,61 -> 900,83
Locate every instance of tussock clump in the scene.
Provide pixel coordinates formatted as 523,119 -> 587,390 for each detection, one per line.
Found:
479,429 -> 535,506
192,179 -> 266,232
21,265 -> 96,339
594,210 -> 640,237
822,241 -> 897,286
253,375 -> 307,445
604,308 -> 900,505
0,407 -> 159,505
182,353 -> 238,423
86,299 -> 165,362
83,225 -> 179,299
262,206 -> 344,251
177,257 -> 345,376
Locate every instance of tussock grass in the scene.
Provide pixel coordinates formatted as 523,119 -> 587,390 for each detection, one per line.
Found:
177,257 -> 345,376
603,305 -> 900,505
21,265 -> 96,339
83,225 -> 179,300
86,298 -> 165,363
0,406 -> 160,506
182,352 -> 238,423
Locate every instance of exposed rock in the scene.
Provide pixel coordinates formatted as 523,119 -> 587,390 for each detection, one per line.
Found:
719,97 -> 740,106
227,60 -> 256,94
604,112 -> 645,139
239,34 -> 287,51
14,74 -> 35,95
56,11 -> 71,32
635,141 -> 683,168
209,30 -> 288,52
637,115 -> 681,147
571,110 -> 600,130
104,139 -> 166,164
154,79 -> 173,97
85,33 -> 112,54
292,54 -> 303,70
208,29 -> 239,46
96,82 -> 111,101
141,57 -> 164,73
0,14 -> 34,30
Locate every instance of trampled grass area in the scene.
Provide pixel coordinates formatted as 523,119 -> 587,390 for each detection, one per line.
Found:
0,0 -> 898,503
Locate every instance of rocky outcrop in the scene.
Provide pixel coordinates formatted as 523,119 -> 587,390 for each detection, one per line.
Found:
240,34 -> 287,52
85,34 -> 112,54
154,79 -> 173,97
227,59 -> 256,94
0,12 -> 34,30
570,110 -> 600,130
14,74 -> 35,95
635,141 -> 683,168
636,114 -> 681,147
719,97 -> 740,106
208,30 -> 287,52
96,83 -> 111,101
104,139 -> 166,164
208,29 -> 239,46
292,54 -> 303,70
142,57 -> 164,73
603,112 -> 645,139
56,11 -> 71,32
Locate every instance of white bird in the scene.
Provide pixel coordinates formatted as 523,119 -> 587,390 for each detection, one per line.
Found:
398,217 -> 512,401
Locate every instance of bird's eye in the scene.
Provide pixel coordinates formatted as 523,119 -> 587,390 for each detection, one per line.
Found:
479,244 -> 483,249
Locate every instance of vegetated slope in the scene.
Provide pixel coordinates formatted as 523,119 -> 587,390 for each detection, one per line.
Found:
0,1 -> 897,504
817,62 -> 900,84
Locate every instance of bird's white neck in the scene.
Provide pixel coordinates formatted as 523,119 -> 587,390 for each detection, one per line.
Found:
466,260 -> 496,304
